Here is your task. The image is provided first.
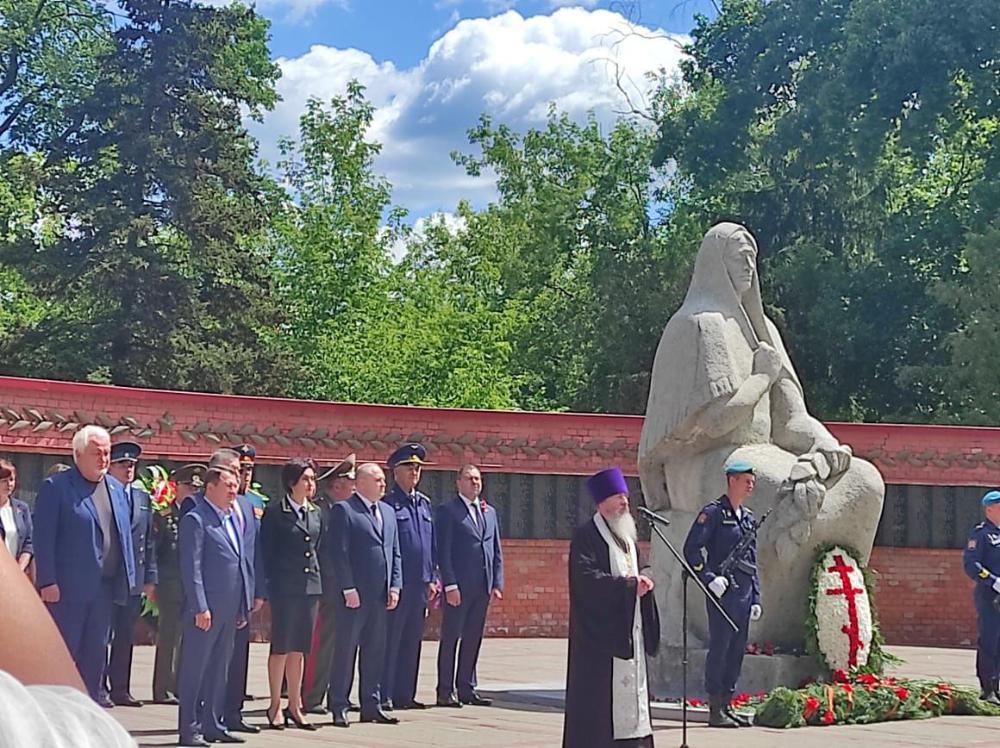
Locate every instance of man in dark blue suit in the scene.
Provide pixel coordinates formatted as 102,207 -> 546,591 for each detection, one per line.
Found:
104,442 -> 157,708
327,462 -> 401,728
435,464 -> 504,707
176,467 -> 255,747
382,443 -> 436,711
33,425 -> 136,703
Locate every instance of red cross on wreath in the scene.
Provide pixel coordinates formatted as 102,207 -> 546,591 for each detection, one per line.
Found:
825,554 -> 866,668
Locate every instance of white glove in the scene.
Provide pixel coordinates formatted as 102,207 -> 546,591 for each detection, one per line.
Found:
708,576 -> 729,598
992,578 -> 1000,594
750,604 -> 762,621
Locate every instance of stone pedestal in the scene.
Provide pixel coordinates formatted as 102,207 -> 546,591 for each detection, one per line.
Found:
648,646 -> 822,699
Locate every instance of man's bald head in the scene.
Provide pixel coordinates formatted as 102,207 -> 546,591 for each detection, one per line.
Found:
355,462 -> 386,500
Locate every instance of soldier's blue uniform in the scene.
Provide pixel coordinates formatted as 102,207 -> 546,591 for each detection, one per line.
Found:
683,466 -> 760,709
382,444 -> 436,709
962,490 -> 1000,700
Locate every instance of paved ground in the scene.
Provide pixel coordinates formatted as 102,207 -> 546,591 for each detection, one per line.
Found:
113,640 -> 998,747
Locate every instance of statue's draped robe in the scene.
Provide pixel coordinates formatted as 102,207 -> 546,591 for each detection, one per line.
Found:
562,517 -> 660,748
639,222 -> 805,512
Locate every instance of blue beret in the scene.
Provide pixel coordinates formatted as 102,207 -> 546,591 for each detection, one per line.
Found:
982,490 -> 1000,507
111,441 -> 142,463
388,443 -> 428,469
724,460 -> 755,475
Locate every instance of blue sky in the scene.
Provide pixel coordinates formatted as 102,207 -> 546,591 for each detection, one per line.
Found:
231,0 -> 717,221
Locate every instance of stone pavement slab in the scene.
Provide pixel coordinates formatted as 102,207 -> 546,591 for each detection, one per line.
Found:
112,640 -> 998,747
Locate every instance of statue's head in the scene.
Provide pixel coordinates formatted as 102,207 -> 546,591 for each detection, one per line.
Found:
712,223 -> 758,295
687,222 -> 760,309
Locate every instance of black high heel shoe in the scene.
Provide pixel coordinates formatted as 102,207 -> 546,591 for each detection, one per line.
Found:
283,707 -> 317,731
265,704 -> 285,730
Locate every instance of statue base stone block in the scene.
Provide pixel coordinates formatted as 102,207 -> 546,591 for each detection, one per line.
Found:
649,646 -> 823,700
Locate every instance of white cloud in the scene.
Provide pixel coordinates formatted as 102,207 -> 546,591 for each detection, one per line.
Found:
250,7 -> 686,218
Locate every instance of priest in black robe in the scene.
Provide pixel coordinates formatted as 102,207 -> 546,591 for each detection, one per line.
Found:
563,467 -> 661,748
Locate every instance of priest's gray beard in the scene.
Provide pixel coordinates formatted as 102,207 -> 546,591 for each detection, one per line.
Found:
606,509 -> 638,546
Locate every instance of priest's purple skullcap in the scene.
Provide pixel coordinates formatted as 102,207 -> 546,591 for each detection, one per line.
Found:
586,467 -> 629,504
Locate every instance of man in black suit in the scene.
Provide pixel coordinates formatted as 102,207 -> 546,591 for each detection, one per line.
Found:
326,463 -> 402,728
176,468 -> 255,747
435,464 -> 504,707
104,442 -> 157,708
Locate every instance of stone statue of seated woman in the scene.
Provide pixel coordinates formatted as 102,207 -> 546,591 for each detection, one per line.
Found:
638,222 -> 884,649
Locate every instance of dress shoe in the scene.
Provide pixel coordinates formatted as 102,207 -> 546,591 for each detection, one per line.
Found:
360,708 -> 399,724
305,704 -> 329,715
264,705 -> 284,730
282,707 -> 317,730
178,735 -> 210,748
111,692 -> 142,707
225,718 -> 260,734
96,692 -> 115,709
153,693 -> 179,705
397,700 -> 428,710
436,695 -> 463,708
459,692 -> 492,707
204,732 -> 246,744
381,698 -> 394,711
332,708 -> 350,727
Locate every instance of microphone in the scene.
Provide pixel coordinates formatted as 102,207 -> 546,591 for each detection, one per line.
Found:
638,505 -> 670,525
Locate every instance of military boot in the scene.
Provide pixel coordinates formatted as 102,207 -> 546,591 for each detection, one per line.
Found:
986,680 -> 1000,705
724,702 -> 754,727
707,695 -> 739,728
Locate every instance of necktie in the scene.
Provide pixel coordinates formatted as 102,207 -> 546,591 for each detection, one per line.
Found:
371,503 -> 382,533
473,502 -> 484,533
223,514 -> 240,553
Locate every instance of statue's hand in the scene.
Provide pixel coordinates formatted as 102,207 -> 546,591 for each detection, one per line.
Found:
752,342 -> 782,381
814,439 -> 852,477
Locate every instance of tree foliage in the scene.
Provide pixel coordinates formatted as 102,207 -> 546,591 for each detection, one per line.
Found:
653,0 -> 1000,422
1,0 -> 294,393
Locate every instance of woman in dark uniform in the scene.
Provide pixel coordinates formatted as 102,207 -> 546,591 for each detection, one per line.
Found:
261,458 -> 323,730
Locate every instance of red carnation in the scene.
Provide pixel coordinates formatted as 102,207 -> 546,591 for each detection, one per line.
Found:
895,687 -> 909,701
832,669 -> 849,683
803,696 -> 821,719
821,710 -> 835,725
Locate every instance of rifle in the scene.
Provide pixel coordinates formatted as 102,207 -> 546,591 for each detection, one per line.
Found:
717,506 -> 772,589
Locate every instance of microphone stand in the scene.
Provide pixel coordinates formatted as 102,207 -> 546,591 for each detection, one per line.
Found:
638,506 -> 737,748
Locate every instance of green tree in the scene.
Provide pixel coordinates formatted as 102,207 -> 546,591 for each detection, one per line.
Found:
1,0 -> 294,394
455,110 -> 690,412
654,0 -> 1000,422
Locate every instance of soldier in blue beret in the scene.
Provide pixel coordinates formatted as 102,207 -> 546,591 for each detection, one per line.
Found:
963,490 -> 1000,704
683,460 -> 761,728
104,442 -> 157,708
381,444 -> 437,710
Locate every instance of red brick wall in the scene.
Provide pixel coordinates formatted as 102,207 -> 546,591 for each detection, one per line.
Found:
3,375 -> 1000,485
869,546 -> 977,647
149,542 -> 977,648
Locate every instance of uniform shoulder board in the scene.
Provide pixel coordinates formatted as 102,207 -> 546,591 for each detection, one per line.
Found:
974,522 -> 986,530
